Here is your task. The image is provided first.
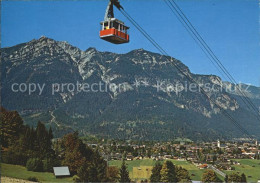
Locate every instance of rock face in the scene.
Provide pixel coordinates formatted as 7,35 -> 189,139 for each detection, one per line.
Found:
1,37 -> 260,141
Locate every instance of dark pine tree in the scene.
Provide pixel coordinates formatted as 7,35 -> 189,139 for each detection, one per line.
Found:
46,127 -> 54,157
92,149 -> 107,182
241,173 -> 247,183
48,127 -> 53,140
88,164 -> 99,182
150,161 -> 162,182
36,122 -> 46,156
35,121 -> 54,159
160,160 -> 177,182
120,160 -> 131,183
175,166 -> 191,182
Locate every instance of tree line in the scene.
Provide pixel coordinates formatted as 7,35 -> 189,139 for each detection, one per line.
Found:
0,107 -> 131,182
150,161 -> 190,182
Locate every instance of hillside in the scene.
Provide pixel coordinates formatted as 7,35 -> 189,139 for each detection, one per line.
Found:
1,36 -> 259,141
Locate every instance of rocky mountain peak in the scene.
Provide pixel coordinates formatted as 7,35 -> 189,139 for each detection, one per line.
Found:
85,47 -> 98,53
29,36 -> 59,49
38,35 -> 55,42
131,48 -> 145,52
127,48 -> 153,56
1,36 -> 67,62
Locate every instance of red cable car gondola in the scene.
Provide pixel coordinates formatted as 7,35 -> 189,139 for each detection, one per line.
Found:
100,0 -> 130,44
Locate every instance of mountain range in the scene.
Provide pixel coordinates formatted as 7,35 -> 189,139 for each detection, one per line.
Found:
1,36 -> 260,141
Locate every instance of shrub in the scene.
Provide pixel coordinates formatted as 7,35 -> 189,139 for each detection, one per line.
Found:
43,158 -> 60,172
27,176 -> 39,182
1,150 -> 28,166
72,175 -> 81,182
26,158 -> 43,172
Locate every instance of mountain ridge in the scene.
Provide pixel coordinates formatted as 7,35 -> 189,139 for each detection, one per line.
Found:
1,37 -> 260,141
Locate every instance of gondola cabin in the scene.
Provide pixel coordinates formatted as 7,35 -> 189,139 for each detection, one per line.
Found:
100,18 -> 129,44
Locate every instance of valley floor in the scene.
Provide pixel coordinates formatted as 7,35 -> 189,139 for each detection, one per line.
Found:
224,159 -> 260,182
1,159 -> 260,182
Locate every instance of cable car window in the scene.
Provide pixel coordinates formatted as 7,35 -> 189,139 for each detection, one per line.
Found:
114,22 -> 119,30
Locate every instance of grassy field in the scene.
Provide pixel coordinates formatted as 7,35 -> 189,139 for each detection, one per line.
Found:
3,159 -> 259,182
224,159 -> 260,182
1,163 -> 73,183
109,159 -> 205,181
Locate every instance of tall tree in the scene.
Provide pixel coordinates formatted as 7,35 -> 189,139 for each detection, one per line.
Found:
20,126 -> 33,151
107,166 -> 120,182
77,162 -> 91,182
119,160 -> 131,183
35,121 -> 53,158
175,166 -> 191,182
87,165 -> 99,182
228,172 -> 245,182
150,161 -> 162,182
62,131 -> 107,182
202,170 -> 221,183
62,132 -> 89,175
46,127 -> 55,158
160,161 -> 177,182
0,107 -> 24,147
92,149 -> 107,182
241,173 -> 247,183
48,127 -> 53,140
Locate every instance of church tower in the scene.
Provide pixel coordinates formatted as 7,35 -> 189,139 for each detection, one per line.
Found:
217,140 -> 220,148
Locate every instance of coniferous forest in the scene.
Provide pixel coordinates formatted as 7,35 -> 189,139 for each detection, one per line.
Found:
0,107 -> 120,182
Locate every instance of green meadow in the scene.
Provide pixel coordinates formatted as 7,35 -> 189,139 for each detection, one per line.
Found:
1,163 -> 73,183
224,159 -> 260,182
2,159 -> 259,182
109,159 -> 205,181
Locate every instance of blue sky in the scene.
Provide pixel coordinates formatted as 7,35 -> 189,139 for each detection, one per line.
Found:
2,0 -> 260,86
